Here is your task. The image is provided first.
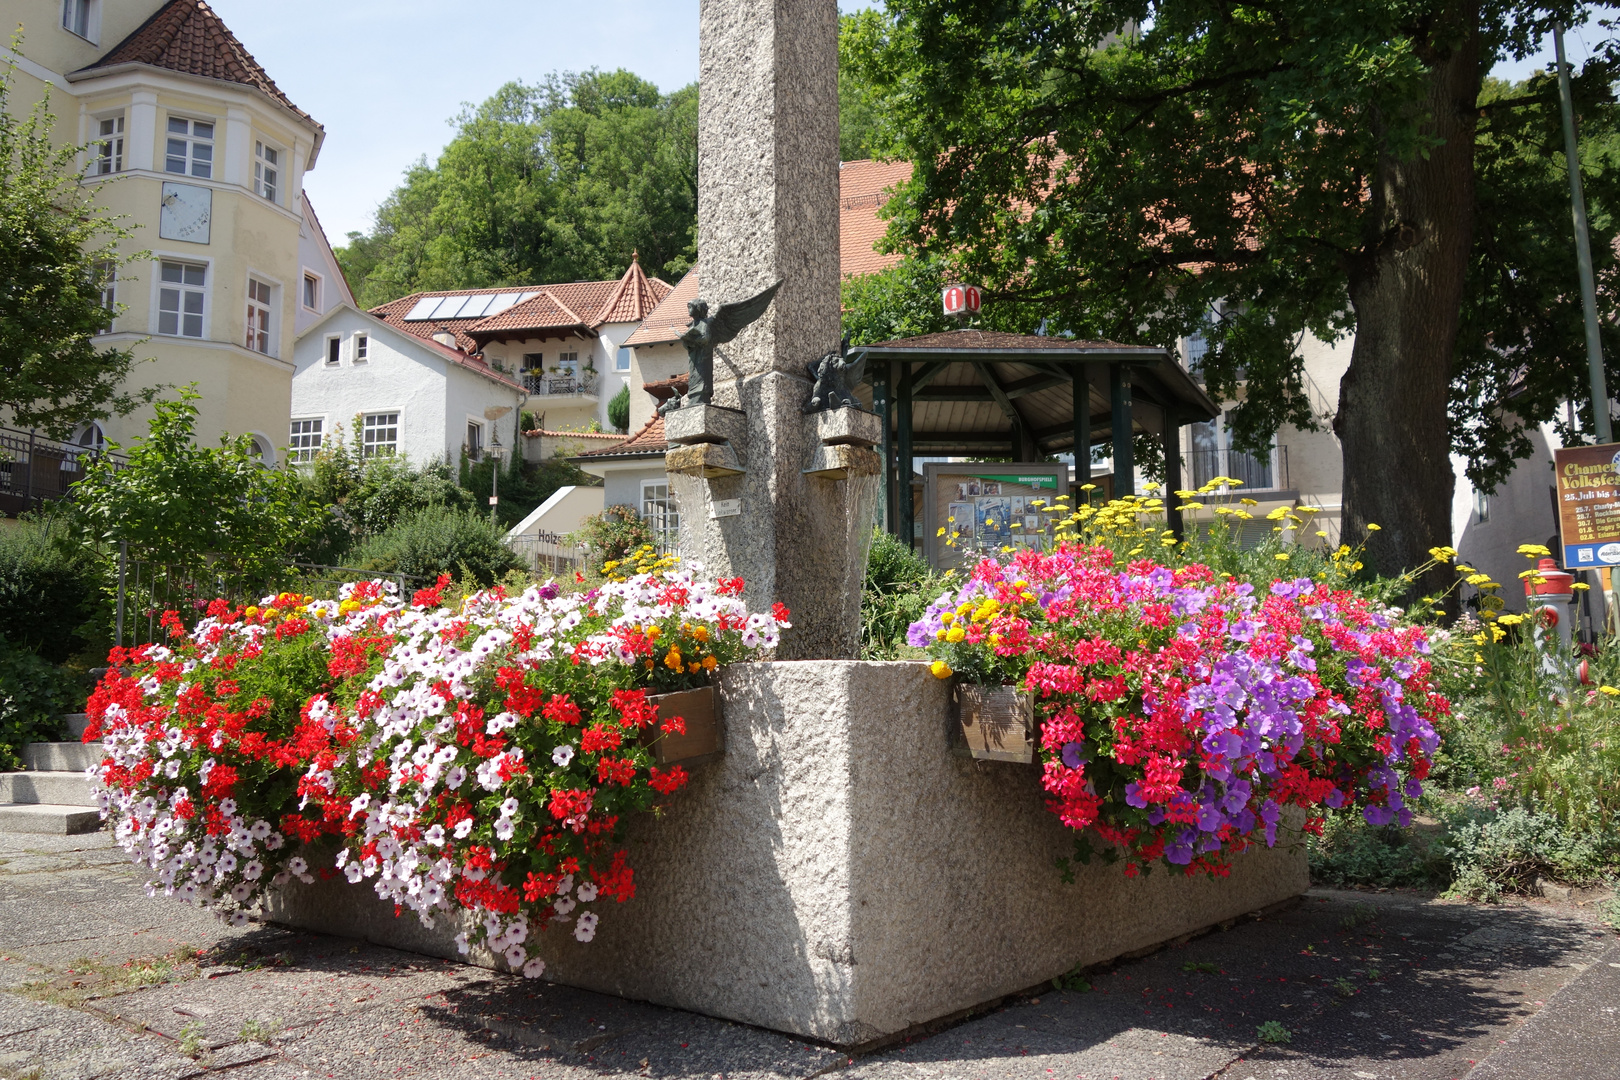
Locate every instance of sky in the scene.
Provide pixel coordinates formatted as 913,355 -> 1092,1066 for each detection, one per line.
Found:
204,0 -> 1608,245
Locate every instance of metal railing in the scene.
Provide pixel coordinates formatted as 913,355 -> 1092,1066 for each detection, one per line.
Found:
507,530 -> 590,576
1185,445 -> 1290,492
0,426 -> 124,516
521,370 -> 600,397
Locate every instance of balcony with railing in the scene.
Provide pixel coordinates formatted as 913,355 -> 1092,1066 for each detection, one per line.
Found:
0,426 -> 124,516
522,369 -> 600,400
1185,445 -> 1290,493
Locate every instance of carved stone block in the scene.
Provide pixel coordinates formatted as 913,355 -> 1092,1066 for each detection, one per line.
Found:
813,408 -> 882,447
803,443 -> 882,480
665,404 -> 749,447
667,442 -> 746,479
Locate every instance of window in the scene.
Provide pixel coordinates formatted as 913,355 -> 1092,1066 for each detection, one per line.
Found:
245,277 -> 272,353
254,141 -> 279,202
302,273 -> 320,310
165,117 -> 213,178
615,347 -> 631,372
93,261 -> 115,334
466,421 -> 484,461
1473,488 -> 1490,524
558,350 -> 579,372
71,422 -> 106,454
289,418 -> 323,463
362,412 -> 399,457
61,0 -> 94,39
325,336 -> 341,365
92,114 -> 123,174
353,333 -> 368,362
158,260 -> 206,337
641,481 -> 679,554
249,435 -> 274,465
522,352 -> 545,372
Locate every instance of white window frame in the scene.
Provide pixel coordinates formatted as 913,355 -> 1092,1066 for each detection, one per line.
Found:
245,275 -> 275,355
353,332 -> 368,363
254,139 -> 281,204
324,334 -> 341,366
362,412 -> 400,458
93,260 -> 116,334
1185,409 -> 1281,493
247,433 -> 276,466
289,417 -> 324,464
615,346 -> 631,372
155,258 -> 208,339
91,112 -> 124,175
465,418 -> 485,462
165,115 -> 215,179
301,271 -> 321,311
61,0 -> 99,42
641,479 -> 679,554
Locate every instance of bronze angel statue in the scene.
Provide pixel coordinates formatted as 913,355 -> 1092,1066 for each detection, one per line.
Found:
660,280 -> 782,413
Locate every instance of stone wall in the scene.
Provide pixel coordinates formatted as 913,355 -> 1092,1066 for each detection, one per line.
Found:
265,661 -> 1307,1046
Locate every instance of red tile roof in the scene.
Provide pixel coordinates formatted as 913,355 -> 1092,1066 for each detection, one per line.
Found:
523,428 -> 626,440
622,267 -> 700,347
840,159 -> 913,278
78,1 -> 317,128
574,415 -> 670,459
597,254 -> 669,324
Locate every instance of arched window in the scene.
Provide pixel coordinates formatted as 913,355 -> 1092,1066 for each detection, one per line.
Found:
71,421 -> 106,453
248,434 -> 275,466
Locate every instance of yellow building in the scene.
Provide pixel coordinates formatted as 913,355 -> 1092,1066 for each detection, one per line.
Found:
3,0 -> 325,462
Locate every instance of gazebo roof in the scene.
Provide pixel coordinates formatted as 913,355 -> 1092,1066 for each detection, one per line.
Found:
856,329 -> 1218,457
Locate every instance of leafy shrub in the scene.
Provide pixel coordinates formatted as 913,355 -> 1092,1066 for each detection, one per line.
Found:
1442,806 -> 1611,902
349,506 -> 524,586
0,645 -> 73,769
1308,812 -> 1451,890
575,505 -> 655,573
608,384 -> 630,432
860,530 -> 945,660
0,514 -> 103,664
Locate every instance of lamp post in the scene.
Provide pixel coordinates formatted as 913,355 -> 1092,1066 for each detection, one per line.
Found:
1553,21 -> 1610,444
488,431 -> 503,525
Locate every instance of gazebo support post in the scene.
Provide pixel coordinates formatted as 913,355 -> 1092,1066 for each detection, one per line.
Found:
1163,411 -> 1184,541
875,364 -> 892,534
1110,364 -> 1135,497
898,364 -> 915,549
1072,368 -> 1091,501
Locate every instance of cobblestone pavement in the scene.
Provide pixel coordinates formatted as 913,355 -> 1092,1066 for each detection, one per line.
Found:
1,831 -> 1615,1080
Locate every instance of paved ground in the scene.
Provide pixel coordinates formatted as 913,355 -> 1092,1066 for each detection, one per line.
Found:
0,830 -> 1615,1080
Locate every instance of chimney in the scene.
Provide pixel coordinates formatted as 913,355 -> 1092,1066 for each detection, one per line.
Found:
432,328 -> 458,349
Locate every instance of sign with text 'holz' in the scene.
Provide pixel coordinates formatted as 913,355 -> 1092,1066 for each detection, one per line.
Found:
1554,442 -> 1620,568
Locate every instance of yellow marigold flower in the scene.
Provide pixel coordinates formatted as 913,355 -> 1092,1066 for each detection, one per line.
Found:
1600,685 -> 1620,696
702,655 -> 718,670
263,607 -> 280,619
936,628 -> 949,641
693,626 -> 710,643
929,660 -> 953,679
245,605 -> 259,618
1366,523 -> 1381,531
688,662 -> 702,674
664,648 -> 683,670
645,625 -> 662,640
946,627 -> 966,643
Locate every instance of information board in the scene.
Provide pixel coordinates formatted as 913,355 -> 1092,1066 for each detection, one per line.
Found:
921,463 -> 1070,571
1554,442 -> 1620,568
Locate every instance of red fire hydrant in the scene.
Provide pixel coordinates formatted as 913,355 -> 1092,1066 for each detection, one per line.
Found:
1525,557 -> 1578,686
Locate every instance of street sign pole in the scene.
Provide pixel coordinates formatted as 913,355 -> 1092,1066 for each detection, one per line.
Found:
1554,20 -> 1610,444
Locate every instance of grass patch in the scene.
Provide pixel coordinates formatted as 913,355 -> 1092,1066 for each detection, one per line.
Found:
12,950 -> 200,1006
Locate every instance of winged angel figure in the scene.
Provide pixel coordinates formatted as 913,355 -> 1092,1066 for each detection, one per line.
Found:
660,280 -> 782,413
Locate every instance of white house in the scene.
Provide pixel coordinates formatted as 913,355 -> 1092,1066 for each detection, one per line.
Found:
294,192 -> 352,338
290,304 -> 523,466
363,259 -> 673,440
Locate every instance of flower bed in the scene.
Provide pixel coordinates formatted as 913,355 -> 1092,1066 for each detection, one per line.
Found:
86,569 -> 788,978
911,545 -> 1446,876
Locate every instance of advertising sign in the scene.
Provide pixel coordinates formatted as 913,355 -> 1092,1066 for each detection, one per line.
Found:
1554,442 -> 1620,568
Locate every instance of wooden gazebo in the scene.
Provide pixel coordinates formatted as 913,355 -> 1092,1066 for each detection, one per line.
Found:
856,330 -> 1220,544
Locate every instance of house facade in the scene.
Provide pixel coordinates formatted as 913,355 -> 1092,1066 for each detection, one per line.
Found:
290,305 -> 523,467
3,0 -> 327,464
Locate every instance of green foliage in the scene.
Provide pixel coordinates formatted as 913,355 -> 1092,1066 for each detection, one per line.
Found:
0,515 -> 103,664
838,14 -> 888,161
1309,812 -> 1451,890
72,390 -> 325,592
461,454 -> 595,530
0,43 -> 146,436
348,506 -> 524,587
860,529 -> 947,659
1443,806 -> 1612,902
0,645 -> 72,770
335,71 -> 698,306
575,505 -> 655,574
1257,1021 -> 1292,1045
608,384 -> 630,433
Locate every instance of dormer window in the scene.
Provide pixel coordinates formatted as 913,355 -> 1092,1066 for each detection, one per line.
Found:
166,117 -> 213,178
255,141 -> 280,203
92,114 -> 123,174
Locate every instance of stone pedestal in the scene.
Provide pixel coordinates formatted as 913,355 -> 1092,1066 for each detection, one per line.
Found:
263,661 -> 1309,1047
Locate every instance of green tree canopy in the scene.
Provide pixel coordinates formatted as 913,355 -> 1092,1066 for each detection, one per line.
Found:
336,70 -> 697,307
844,2 -> 1620,587
1,50 -> 144,436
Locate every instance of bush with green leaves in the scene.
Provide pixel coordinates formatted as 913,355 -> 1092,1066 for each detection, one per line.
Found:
463,454 -> 595,530
1309,813 -> 1451,891
575,504 -> 655,573
860,529 -> 947,660
0,645 -> 74,769
1442,806 -> 1612,902
349,505 -> 524,586
608,384 -> 630,433
0,514 -> 104,664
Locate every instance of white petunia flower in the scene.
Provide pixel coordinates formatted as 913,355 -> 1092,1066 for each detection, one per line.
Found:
573,911 -> 598,942
344,862 -> 364,884
504,944 -> 527,968
552,744 -> 575,767
445,766 -> 467,790
576,881 -> 598,902
453,818 -> 474,840
499,797 -> 520,817
423,824 -> 446,847
552,896 -> 576,916
287,856 -> 308,875
216,852 -> 237,873
218,798 -> 237,817
522,957 -> 548,979
241,860 -> 263,881
493,818 -> 515,841
454,931 -> 470,955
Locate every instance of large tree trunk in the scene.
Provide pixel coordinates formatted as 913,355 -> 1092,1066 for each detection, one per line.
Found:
1337,6 -> 1481,600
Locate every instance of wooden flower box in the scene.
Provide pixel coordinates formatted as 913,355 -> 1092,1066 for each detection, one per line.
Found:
955,684 -> 1035,763
644,685 -> 724,765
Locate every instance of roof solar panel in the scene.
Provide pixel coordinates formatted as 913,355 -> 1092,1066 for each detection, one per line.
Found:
487,292 -> 525,314
458,294 -> 495,318
431,296 -> 471,318
403,297 -> 443,320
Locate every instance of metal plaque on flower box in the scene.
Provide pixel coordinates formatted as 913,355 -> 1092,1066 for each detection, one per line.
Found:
644,686 -> 724,765
956,684 -> 1034,763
